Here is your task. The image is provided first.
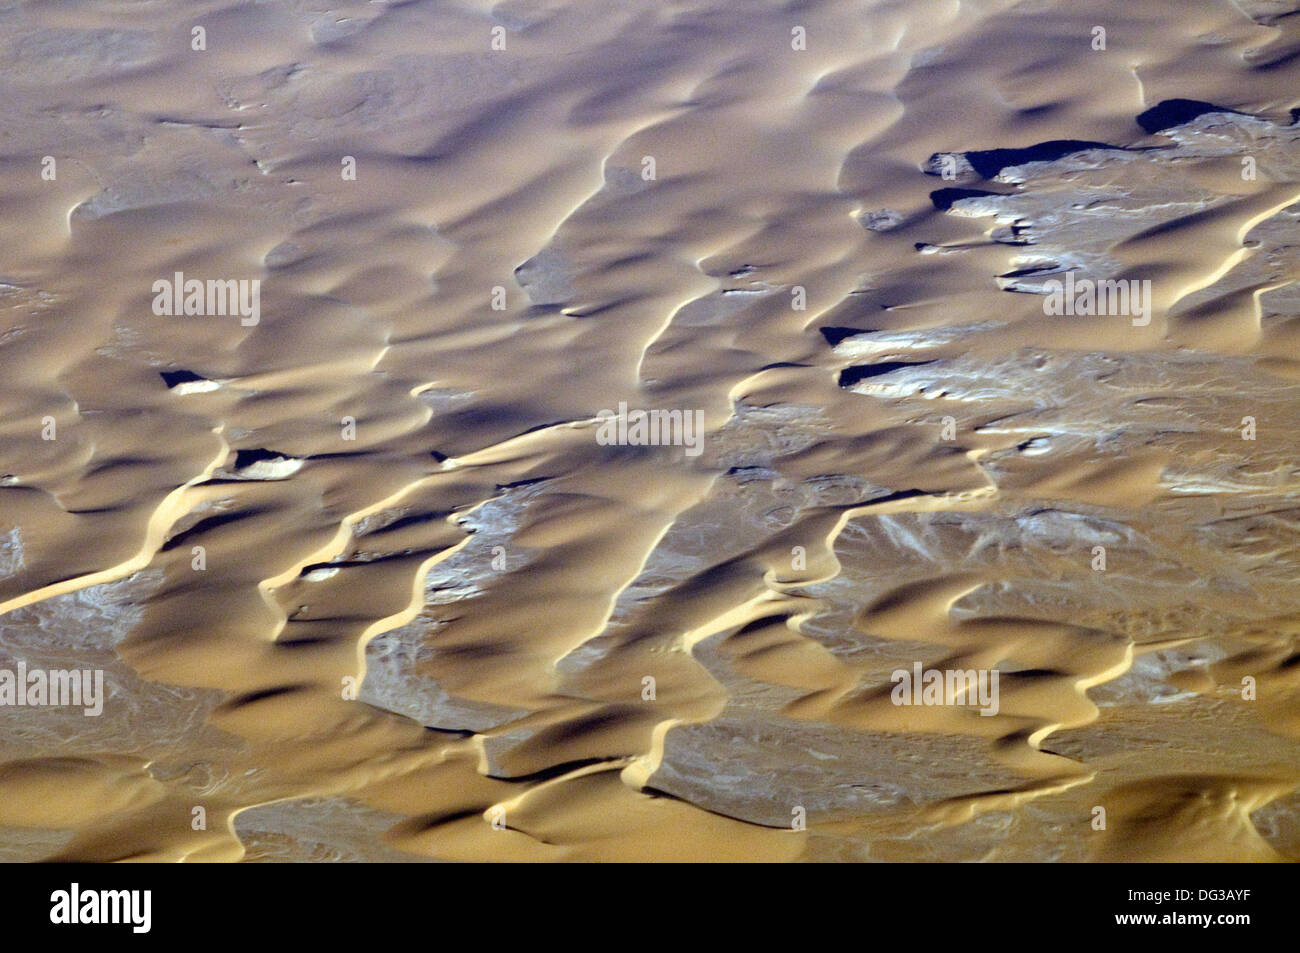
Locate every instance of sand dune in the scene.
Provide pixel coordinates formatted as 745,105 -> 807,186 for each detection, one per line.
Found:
1,0 -> 1299,861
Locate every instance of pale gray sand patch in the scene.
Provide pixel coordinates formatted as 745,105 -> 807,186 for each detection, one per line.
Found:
236,796 -> 434,862
6,29 -> 159,84
0,527 -> 24,580
648,713 -> 1025,828
514,247 -> 578,307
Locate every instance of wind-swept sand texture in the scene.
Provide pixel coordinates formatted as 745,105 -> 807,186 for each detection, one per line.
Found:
1,0 -> 1299,861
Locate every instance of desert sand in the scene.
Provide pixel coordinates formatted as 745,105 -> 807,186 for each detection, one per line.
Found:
1,0 -> 1299,861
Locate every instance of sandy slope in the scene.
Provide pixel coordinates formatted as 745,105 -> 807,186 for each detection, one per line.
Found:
1,0 -> 1299,861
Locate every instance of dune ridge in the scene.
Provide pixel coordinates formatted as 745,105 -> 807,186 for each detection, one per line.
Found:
1,0 -> 1299,861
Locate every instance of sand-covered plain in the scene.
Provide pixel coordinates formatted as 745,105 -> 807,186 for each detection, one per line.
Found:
2,0 -> 1300,861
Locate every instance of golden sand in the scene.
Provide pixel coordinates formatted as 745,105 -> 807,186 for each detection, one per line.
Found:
1,0 -> 1299,861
